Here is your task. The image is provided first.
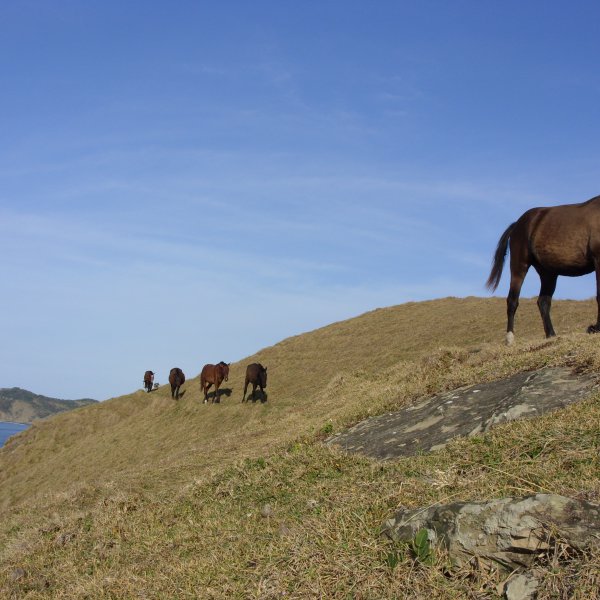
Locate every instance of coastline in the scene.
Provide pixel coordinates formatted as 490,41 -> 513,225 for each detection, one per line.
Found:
0,421 -> 31,448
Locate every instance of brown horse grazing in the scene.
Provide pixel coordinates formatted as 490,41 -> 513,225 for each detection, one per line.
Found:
486,194 -> 600,343
143,370 -> 154,393
242,363 -> 267,403
200,361 -> 230,403
169,367 -> 185,399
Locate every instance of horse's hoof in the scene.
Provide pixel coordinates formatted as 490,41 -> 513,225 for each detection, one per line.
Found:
587,325 -> 600,334
506,332 -> 515,345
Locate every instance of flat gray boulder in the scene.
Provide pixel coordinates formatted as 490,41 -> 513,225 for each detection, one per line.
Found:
382,493 -> 600,572
327,367 -> 595,459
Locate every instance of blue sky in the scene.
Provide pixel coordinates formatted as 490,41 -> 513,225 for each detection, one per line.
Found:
2,1 -> 600,400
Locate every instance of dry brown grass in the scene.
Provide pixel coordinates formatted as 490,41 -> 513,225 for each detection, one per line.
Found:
1,297 -> 600,598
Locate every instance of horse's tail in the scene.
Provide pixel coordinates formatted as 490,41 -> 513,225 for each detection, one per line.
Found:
486,222 -> 516,292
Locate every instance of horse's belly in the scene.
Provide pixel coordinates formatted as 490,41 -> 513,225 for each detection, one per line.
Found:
534,244 -> 592,274
531,212 -> 593,273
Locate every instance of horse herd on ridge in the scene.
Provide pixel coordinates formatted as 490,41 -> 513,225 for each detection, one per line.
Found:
144,193 -> 600,404
142,362 -> 267,403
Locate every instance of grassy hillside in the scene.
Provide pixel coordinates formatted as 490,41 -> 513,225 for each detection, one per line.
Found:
0,388 -> 97,424
1,297 -> 599,598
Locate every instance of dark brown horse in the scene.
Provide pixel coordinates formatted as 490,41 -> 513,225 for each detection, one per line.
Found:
143,370 -> 154,393
200,361 -> 230,403
242,363 -> 267,403
487,194 -> 600,343
169,367 -> 185,399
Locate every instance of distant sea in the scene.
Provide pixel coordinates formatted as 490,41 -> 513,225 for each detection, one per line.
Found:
0,421 -> 29,447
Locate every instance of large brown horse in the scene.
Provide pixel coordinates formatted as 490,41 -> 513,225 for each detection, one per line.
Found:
200,361 -> 230,403
169,367 -> 185,399
486,194 -> 600,343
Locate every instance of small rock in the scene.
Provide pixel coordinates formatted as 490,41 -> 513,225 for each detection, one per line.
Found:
260,504 -> 273,518
39,524 -> 60,535
54,532 -> 76,546
504,573 -> 539,600
33,577 -> 51,590
9,567 -> 26,582
306,499 -> 319,510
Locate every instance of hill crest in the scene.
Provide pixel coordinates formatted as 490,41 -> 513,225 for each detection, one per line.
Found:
1,296 -> 600,597
0,387 -> 97,424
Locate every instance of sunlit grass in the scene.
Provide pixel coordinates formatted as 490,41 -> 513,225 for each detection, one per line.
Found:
1,297 -> 599,598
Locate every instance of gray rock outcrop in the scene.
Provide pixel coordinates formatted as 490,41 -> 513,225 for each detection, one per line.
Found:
327,367 -> 596,459
382,493 -> 600,571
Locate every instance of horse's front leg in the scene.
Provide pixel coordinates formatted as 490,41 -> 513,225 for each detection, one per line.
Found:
537,271 -> 557,338
587,261 -> 600,333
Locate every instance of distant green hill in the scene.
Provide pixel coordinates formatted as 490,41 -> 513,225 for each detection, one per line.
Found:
0,387 -> 97,423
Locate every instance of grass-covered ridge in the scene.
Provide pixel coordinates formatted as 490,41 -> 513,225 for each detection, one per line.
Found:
1,296 -> 599,598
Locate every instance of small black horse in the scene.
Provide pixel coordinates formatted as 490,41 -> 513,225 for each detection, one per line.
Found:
169,367 -> 185,400
487,194 -> 600,342
143,370 -> 154,393
242,363 -> 267,402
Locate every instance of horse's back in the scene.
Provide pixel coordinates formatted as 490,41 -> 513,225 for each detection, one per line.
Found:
245,363 -> 266,386
245,363 -> 263,380
169,368 -> 185,385
514,198 -> 600,274
201,364 -> 218,387
202,362 -> 228,381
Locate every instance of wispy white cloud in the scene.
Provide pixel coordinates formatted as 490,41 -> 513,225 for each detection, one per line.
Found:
3,0 -> 600,401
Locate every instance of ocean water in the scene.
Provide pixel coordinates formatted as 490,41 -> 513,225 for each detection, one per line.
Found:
0,421 -> 29,447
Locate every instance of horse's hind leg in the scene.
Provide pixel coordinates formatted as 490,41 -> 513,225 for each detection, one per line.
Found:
506,268 -> 527,345
204,382 -> 212,403
536,270 -> 558,338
